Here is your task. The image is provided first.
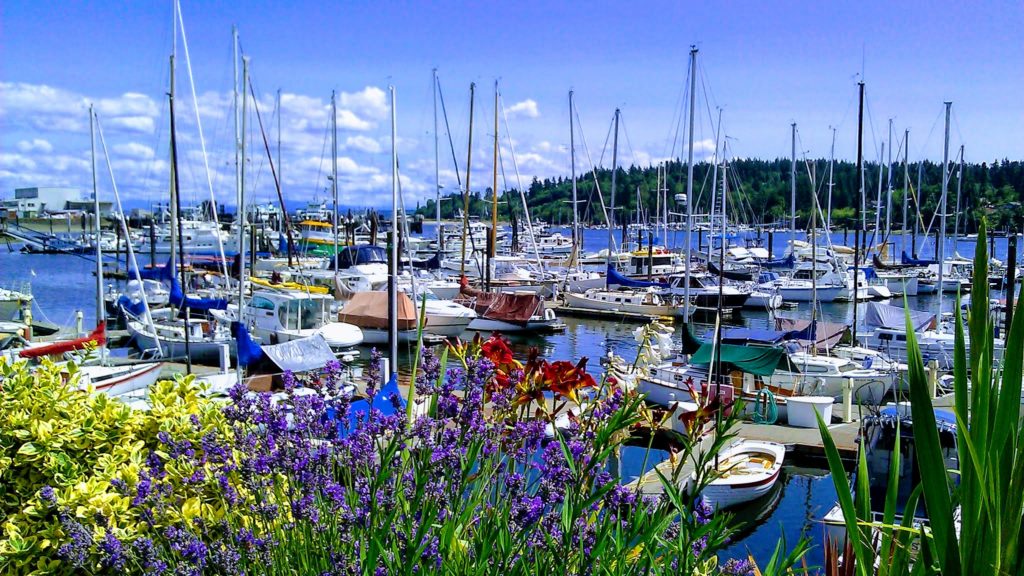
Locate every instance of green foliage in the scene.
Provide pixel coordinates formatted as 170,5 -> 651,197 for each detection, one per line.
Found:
818,218 -> 1024,575
0,359 -> 233,574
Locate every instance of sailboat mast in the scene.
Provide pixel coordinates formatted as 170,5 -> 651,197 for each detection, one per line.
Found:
852,81 -> 864,346
937,102 -> 952,324
902,129 -> 909,261
332,91 -> 339,284
460,83 -> 475,278
790,123 -> 797,253
885,119 -> 893,256
605,109 -> 620,289
169,61 -> 192,375
683,46 -> 698,319
433,69 -> 442,253
235,53 -> 247,383
827,127 -> 836,231
811,163 -> 818,353
570,90 -> 579,259
488,81 -> 499,290
90,105 -> 105,362
388,86 -> 399,372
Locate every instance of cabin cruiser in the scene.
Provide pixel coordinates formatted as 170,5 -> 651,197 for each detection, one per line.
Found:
304,245 -> 389,292
666,273 -> 751,309
230,290 -> 363,349
564,287 -> 691,318
860,301 -> 1002,371
138,220 -> 236,255
518,232 -> 574,255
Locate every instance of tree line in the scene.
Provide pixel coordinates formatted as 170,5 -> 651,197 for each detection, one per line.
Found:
415,158 -> 1024,233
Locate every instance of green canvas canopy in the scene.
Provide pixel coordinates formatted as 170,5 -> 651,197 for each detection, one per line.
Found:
688,342 -> 786,377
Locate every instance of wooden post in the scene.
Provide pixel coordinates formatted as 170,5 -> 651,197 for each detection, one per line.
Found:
1006,234 -> 1017,336
842,378 -> 854,423
927,360 -> 939,398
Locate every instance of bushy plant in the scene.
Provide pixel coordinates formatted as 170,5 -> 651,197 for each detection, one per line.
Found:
0,359 -> 232,574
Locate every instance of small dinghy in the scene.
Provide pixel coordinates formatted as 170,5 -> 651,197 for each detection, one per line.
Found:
697,439 -> 785,509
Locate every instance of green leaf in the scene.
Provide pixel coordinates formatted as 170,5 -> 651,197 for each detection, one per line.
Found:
905,273 -> 961,573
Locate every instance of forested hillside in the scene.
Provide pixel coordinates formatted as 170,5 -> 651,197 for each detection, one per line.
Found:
416,158 -> 1024,233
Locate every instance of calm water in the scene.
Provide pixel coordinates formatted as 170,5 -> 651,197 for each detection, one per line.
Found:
1,225 -> 1009,568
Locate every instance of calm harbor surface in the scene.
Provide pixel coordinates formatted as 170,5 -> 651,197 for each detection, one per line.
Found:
0,225 -> 1012,567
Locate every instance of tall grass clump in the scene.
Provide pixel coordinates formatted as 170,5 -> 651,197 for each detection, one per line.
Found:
819,218 -> 1024,575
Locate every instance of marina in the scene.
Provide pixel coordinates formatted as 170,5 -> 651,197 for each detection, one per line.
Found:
2,2 -> 1021,573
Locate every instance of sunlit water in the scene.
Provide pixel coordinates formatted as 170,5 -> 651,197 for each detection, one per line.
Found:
2,225 -> 1012,568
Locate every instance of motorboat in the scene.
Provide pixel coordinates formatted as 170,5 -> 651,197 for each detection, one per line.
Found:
238,290 -> 363,349
697,440 -> 785,510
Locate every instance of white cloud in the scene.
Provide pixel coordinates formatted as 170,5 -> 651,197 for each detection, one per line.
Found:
113,142 -> 155,159
505,99 -> 540,119
17,139 -> 53,153
336,109 -> 372,131
340,86 -> 388,119
345,135 -> 381,154
0,153 -> 39,171
106,115 -> 155,133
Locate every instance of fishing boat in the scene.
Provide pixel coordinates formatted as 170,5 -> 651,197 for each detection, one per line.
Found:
697,439 -> 785,510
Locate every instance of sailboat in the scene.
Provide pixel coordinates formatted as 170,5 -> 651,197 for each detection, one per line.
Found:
126,54 -> 235,366
16,107 -> 163,397
454,82 -> 563,333
560,109 -> 692,319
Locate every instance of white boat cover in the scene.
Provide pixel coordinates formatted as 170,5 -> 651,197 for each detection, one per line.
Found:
863,302 -> 936,331
261,334 -> 336,373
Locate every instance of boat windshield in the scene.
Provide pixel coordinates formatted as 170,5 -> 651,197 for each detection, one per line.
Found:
279,299 -> 327,331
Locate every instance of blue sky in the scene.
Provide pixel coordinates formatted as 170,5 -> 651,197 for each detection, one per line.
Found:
2,1 -> 1021,210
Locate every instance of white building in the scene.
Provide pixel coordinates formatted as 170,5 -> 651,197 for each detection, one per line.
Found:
1,187 -> 110,217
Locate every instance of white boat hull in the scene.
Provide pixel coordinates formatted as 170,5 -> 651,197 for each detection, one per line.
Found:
698,440 -> 785,510
80,362 -> 163,397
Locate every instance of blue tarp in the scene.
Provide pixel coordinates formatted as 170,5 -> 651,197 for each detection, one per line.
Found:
606,265 -> 669,289
762,253 -> 795,269
231,321 -> 263,367
324,372 -> 407,432
901,251 -> 938,266
848,265 -> 879,280
871,406 -> 957,435
721,327 -> 788,345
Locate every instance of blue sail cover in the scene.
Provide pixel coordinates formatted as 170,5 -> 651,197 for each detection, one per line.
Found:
131,257 -> 175,282
901,251 -> 938,266
762,253 -> 795,269
606,265 -> 669,289
169,277 -> 228,310
231,321 -> 263,367
116,295 -> 148,317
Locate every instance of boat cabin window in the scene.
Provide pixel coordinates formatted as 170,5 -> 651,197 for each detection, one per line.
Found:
251,296 -> 275,310
279,299 -> 327,331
